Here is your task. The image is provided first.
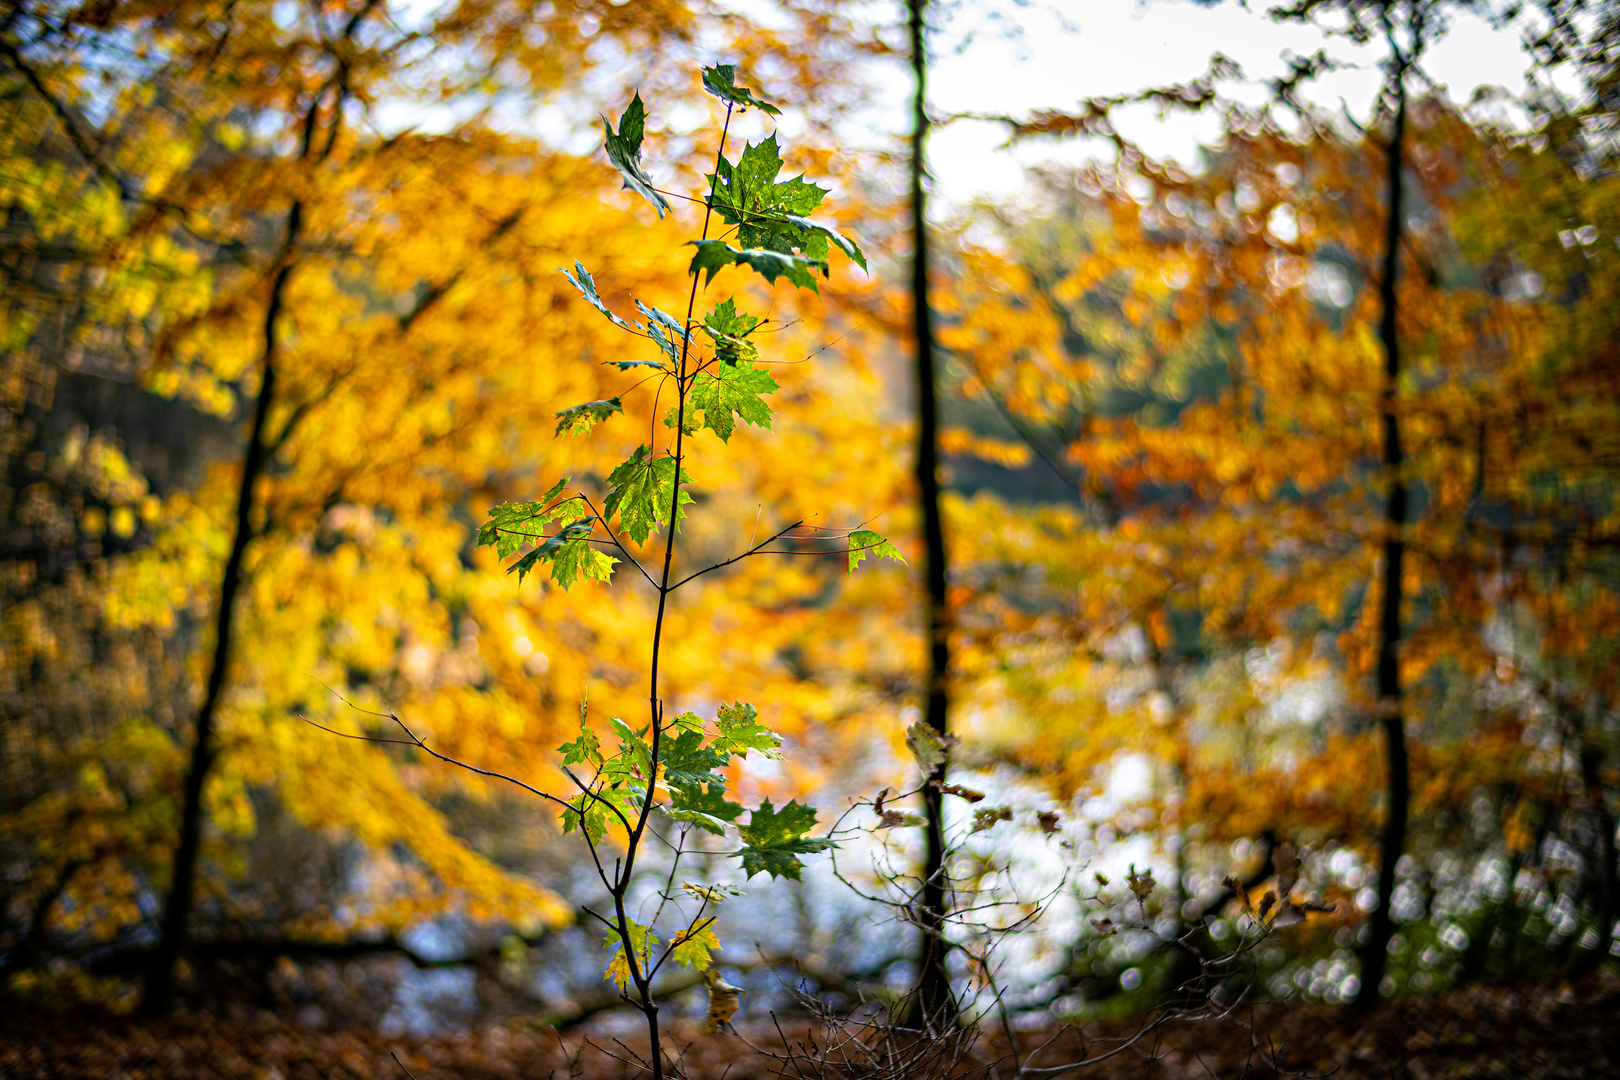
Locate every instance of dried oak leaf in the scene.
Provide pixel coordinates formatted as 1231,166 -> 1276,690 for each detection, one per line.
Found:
704,967 -> 745,1033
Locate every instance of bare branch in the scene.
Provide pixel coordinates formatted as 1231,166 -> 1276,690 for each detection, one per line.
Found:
303,693 -> 571,811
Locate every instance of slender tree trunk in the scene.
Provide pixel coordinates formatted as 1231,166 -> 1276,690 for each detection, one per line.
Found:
1570,700 -> 1618,971
140,202 -> 302,1016
1356,71 -> 1409,1010
907,0 -> 953,1026
1582,751 -> 1618,963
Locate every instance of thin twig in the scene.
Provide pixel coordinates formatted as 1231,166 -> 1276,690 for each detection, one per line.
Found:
303,691 -> 571,811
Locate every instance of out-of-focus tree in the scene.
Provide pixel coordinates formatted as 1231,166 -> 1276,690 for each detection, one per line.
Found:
929,24 -> 1620,1001
902,0 -> 956,1024
1452,3 -> 1620,967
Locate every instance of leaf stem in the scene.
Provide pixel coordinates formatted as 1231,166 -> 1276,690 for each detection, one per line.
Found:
298,708 -> 571,812
577,494 -> 658,588
668,520 -> 804,590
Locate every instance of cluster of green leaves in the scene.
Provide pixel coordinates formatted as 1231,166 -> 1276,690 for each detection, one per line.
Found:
475,67 -> 891,588
470,65 -> 904,998
706,133 -> 866,272
475,478 -> 614,588
689,128 -> 868,294
735,798 -> 836,881
600,907 -> 724,992
569,700 -> 825,990
559,700 -> 825,882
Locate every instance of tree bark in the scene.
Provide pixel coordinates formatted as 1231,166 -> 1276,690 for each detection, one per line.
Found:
140,203 -> 302,1016
1564,693 -> 1618,971
1357,64 -> 1410,1010
908,0 -> 954,1026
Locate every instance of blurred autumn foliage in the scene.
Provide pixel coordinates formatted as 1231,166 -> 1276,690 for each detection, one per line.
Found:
3,0 -> 1620,1070
0,0 -> 911,1015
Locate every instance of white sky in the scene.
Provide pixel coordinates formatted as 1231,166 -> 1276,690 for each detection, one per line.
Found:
380,0 -> 1548,212
921,0 -> 1538,203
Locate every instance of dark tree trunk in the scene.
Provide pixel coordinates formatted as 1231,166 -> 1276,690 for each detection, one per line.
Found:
908,0 -> 954,1026
140,202 -> 302,1016
1357,69 -> 1410,1010
1570,701 -> 1618,971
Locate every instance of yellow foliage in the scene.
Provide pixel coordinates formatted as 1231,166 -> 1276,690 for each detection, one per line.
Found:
0,0 -> 913,970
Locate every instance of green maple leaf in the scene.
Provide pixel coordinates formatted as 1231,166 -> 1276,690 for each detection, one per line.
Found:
738,798 -> 819,847
701,298 -> 761,365
708,137 -> 830,259
555,397 -> 622,438
610,717 -> 654,781
477,478 -> 576,558
660,728 -> 728,792
670,711 -> 706,735
701,64 -> 781,115
736,842 -> 834,882
669,923 -> 720,971
602,93 -> 670,218
670,363 -> 777,442
558,263 -> 637,332
703,332 -> 755,367
715,136 -> 785,210
698,135 -> 864,275
559,724 -> 603,769
562,793 -> 608,845
714,701 -> 782,760
599,781 -> 645,823
604,445 -> 693,545
499,516 -> 614,587
687,240 -> 826,293
667,781 -> 745,837
734,799 -> 836,881
782,213 -> 867,272
635,299 -> 689,361
636,300 -> 688,341
704,298 -> 761,338
603,920 -> 658,990
479,483 -> 615,587
848,529 -> 905,573
546,531 -> 616,588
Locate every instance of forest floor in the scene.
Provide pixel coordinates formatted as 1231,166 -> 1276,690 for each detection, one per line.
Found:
3,975 -> 1619,1079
